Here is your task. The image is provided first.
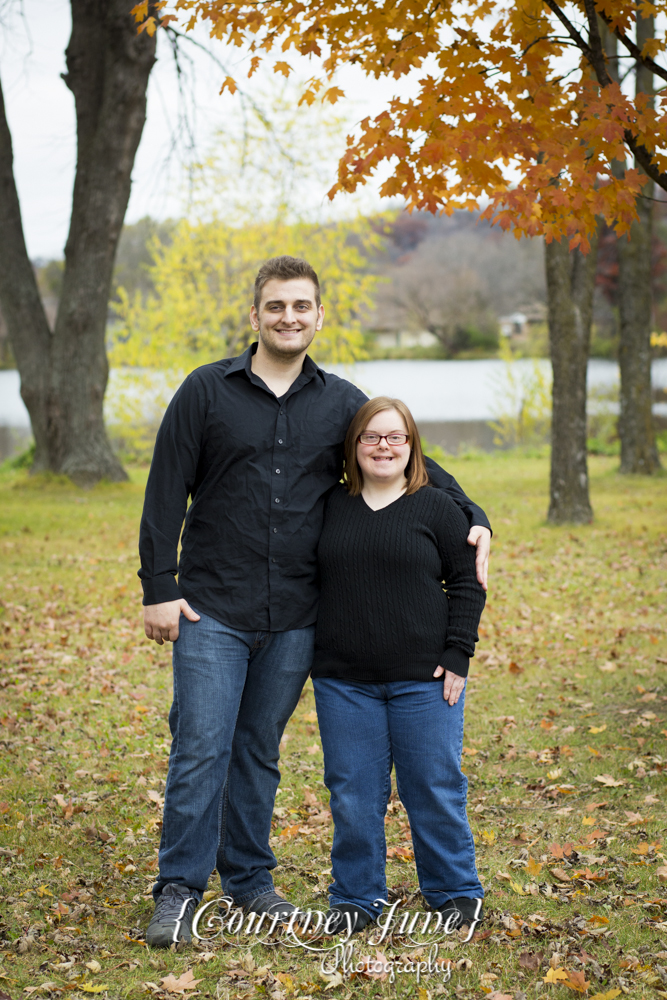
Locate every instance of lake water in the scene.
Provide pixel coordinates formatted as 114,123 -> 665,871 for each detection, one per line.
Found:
2,359 -> 666,453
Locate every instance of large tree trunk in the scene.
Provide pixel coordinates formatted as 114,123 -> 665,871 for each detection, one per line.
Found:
617,11 -> 661,474
545,232 -> 599,524
0,2 -> 157,485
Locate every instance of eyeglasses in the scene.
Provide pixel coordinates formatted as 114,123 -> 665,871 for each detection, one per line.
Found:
357,432 -> 410,446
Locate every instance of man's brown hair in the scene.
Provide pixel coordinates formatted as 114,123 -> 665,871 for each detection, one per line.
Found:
253,256 -> 321,311
343,396 -> 430,497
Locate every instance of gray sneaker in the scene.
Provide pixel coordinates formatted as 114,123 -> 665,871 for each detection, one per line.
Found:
243,890 -> 296,922
146,883 -> 198,948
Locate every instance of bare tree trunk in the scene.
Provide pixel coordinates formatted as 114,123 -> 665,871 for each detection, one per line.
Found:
617,11 -> 661,473
0,2 -> 157,485
545,231 -> 599,524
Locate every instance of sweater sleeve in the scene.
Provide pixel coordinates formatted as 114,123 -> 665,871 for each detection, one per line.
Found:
138,373 -> 207,605
424,455 -> 492,533
433,495 -> 487,668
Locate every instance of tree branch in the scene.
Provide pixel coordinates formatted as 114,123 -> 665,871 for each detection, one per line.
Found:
596,6 -> 667,86
542,0 -> 667,194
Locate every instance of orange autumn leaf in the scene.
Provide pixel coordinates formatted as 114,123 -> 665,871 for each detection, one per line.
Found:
142,1 -> 667,243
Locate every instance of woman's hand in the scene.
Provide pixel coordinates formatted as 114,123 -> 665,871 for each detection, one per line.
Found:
467,525 -> 490,591
433,665 -> 466,706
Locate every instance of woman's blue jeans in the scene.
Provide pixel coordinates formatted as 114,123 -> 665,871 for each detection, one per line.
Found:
313,677 -> 483,917
154,610 -> 315,904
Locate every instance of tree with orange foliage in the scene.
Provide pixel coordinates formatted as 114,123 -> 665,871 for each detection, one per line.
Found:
134,0 -> 667,518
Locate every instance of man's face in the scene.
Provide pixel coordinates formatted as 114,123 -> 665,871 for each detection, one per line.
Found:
250,278 -> 324,360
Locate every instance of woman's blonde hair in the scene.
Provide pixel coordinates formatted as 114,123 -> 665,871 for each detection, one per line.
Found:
343,396 -> 430,497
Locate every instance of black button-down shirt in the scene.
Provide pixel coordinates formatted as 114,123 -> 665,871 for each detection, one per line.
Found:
138,344 -> 491,632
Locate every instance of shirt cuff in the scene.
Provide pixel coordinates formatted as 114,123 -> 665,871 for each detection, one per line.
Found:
141,574 -> 182,606
439,646 -> 470,678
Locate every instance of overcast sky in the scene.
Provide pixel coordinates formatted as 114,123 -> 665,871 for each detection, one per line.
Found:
1,0 -> 411,260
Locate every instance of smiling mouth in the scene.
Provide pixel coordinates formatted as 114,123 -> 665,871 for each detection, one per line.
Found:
372,456 -> 393,461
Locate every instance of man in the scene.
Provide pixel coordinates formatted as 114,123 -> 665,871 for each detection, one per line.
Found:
139,256 -> 491,947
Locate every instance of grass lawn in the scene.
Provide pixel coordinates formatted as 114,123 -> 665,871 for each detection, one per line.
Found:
0,453 -> 666,1000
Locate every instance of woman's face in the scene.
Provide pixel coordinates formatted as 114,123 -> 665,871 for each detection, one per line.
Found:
356,408 -> 411,487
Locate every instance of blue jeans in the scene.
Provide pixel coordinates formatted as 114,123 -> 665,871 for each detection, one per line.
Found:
154,610 -> 315,903
313,677 -> 483,916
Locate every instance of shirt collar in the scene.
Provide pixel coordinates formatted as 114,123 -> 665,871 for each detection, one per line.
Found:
224,342 -> 326,384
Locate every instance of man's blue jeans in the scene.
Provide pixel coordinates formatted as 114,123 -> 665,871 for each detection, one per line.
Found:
153,610 -> 315,903
313,677 -> 483,917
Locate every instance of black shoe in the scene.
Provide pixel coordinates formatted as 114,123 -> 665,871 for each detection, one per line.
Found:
322,903 -> 372,936
437,896 -> 484,932
146,883 -> 198,948
242,890 -> 297,922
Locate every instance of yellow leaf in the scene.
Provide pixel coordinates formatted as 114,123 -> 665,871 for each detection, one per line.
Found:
589,991 -> 622,1000
582,816 -> 595,825
79,985 -> 109,994
480,829 -> 496,845
510,881 -> 525,895
543,967 -> 568,983
589,725 -> 607,734
36,885 -> 53,897
526,856 -> 543,877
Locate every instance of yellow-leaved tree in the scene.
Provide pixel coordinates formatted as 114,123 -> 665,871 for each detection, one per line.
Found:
106,86 -> 388,457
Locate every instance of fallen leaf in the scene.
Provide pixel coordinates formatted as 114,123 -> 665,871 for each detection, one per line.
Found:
518,950 -> 544,971
540,719 -> 554,730
563,968 -> 590,993
589,991 -> 622,1000
160,970 -> 203,994
624,811 -> 647,825
275,973 -> 294,994
80,986 -> 109,994
589,725 -> 607,734
526,856 -> 543,877
85,961 -> 102,974
480,829 -> 496,846
656,865 -> 667,884
551,868 -> 572,883
302,711 -> 318,723
462,746 -> 478,756
598,662 -> 617,673
306,744 -> 320,755
594,774 -> 624,787
543,967 -> 568,983
358,950 -> 391,980
320,971 -> 344,990
549,842 -> 572,859
508,661 -> 523,674
147,789 -> 164,807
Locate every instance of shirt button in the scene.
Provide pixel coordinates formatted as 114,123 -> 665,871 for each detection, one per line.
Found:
273,528 -> 277,533
275,498 -> 280,503
276,469 -> 280,474
272,558 -> 276,563
278,439 -> 283,444
279,409 -> 284,415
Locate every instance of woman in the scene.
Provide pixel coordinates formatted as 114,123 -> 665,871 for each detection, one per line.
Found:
312,396 -> 486,936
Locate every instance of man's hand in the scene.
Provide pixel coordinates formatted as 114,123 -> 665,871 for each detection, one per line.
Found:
144,599 -> 200,645
467,525 -> 490,591
433,665 -> 466,706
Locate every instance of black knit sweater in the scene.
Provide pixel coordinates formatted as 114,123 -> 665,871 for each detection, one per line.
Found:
312,484 -> 486,682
